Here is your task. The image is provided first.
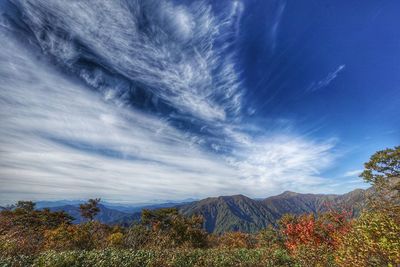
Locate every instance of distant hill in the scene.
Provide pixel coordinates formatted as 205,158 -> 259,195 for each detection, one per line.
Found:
48,204 -> 139,224
180,188 -> 370,234
36,200 -> 86,209
38,200 -> 195,224
36,199 -> 195,213
262,188 -> 369,217
179,195 -> 276,233
34,188 -> 370,233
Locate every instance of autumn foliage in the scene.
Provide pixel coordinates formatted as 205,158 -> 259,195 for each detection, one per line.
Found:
280,209 -> 352,251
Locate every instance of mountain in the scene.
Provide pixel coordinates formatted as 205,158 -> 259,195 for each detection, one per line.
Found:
35,189 -> 369,233
38,200 -> 195,225
180,195 -> 276,233
36,200 -> 85,209
48,204 -> 139,224
37,199 -> 195,213
261,191 -> 337,216
179,188 -> 370,234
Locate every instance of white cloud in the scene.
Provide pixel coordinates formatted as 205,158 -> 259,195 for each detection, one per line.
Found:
13,0 -> 243,122
226,134 -> 338,196
0,30 -> 242,204
343,169 -> 363,177
270,1 -> 286,52
307,64 -> 346,92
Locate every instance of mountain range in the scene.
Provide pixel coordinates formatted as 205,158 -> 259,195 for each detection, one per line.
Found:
181,189 -> 370,233
35,188 -> 371,233
36,200 -> 195,224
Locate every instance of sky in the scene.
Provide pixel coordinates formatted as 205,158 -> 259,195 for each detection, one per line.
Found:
0,0 -> 399,205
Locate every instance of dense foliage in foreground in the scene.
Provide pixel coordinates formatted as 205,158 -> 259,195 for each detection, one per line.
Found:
0,248 -> 295,267
0,146 -> 399,266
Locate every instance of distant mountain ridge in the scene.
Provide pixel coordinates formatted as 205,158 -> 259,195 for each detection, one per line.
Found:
36,199 -> 196,213
48,204 -> 139,224
35,188 -> 370,233
180,195 -> 275,233
38,200 -> 195,224
180,188 -> 371,233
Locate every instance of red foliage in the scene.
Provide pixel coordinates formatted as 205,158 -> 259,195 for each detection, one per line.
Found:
281,209 -> 352,252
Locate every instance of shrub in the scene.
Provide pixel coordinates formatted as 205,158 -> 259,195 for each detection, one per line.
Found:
335,211 -> 400,266
256,225 -> 284,249
0,202 -> 72,256
140,208 -> 208,249
123,224 -> 151,249
108,232 -> 124,248
43,221 -> 111,251
218,232 -> 257,249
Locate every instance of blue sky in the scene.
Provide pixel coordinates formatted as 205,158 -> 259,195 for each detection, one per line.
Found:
237,0 -> 400,185
238,0 -> 400,184
0,0 -> 399,204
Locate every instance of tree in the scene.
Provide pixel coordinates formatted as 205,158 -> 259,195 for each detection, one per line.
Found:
360,146 -> 400,190
79,198 -> 101,222
360,146 -> 400,219
0,201 -> 72,256
15,201 -> 35,212
279,210 -> 352,266
140,208 -> 207,248
141,208 -> 179,231
336,146 -> 400,266
44,221 -> 111,251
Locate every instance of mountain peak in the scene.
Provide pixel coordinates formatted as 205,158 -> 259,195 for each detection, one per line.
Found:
219,194 -> 248,200
280,191 -> 299,197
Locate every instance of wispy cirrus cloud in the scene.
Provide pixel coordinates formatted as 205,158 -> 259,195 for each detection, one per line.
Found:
12,0 -> 243,123
0,30 -> 241,203
343,169 -> 363,177
270,1 -> 286,52
307,64 -> 346,92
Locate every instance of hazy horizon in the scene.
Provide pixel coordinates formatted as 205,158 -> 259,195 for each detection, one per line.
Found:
1,187 -> 371,207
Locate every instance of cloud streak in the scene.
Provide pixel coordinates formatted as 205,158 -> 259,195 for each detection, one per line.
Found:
307,64 -> 345,92
270,1 -> 286,52
343,169 -> 363,177
11,0 -> 243,123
